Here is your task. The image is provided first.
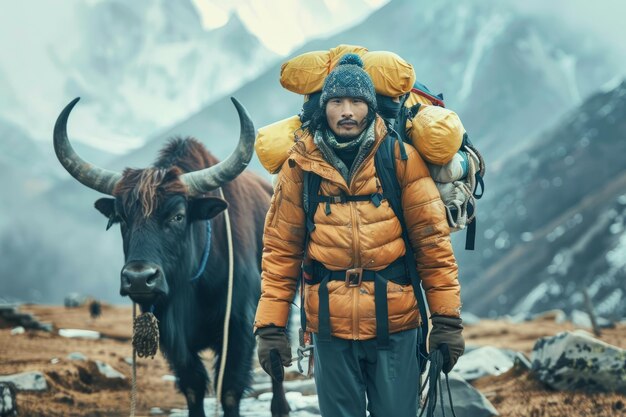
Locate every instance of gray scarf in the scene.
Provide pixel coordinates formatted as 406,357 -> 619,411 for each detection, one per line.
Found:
314,122 -> 376,183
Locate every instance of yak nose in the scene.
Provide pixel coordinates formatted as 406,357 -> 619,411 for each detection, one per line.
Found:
120,261 -> 167,300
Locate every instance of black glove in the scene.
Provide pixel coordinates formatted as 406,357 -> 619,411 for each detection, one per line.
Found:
256,327 -> 292,381
429,315 -> 464,373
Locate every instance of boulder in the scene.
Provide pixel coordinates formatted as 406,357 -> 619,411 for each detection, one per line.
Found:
531,330 -> 626,393
570,309 -> 614,329
453,346 -> 515,381
428,373 -> 499,417
94,361 -> 125,379
0,372 -> 47,392
532,309 -> 567,323
58,329 -> 100,340
0,382 -> 17,416
63,293 -> 85,308
67,352 -> 88,361
461,312 -> 481,325
9,327 -> 24,336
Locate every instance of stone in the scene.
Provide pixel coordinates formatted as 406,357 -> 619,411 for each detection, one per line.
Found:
513,352 -> 532,370
63,293 -> 85,308
428,373 -> 499,417
149,406 -> 164,415
461,312 -> 481,325
67,352 -> 88,361
250,378 -> 317,397
453,346 -> 515,381
0,382 -> 17,416
94,361 -> 125,379
58,329 -> 100,340
532,309 -> 567,323
0,372 -> 48,392
162,375 -> 177,382
9,327 -> 24,336
570,309 -> 613,329
531,330 -> 626,393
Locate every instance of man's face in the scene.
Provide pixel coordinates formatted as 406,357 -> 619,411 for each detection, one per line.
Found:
325,97 -> 369,139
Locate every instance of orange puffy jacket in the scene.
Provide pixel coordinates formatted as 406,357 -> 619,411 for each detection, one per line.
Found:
254,117 -> 460,340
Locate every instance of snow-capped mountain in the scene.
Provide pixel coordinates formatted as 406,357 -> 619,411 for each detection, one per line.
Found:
460,79 -> 626,319
0,0 -> 278,153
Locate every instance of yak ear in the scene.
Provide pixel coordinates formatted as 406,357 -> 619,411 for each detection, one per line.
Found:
94,198 -> 119,230
94,198 -> 115,218
189,197 -> 228,221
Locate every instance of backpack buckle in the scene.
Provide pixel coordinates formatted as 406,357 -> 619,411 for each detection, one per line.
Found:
345,268 -> 363,287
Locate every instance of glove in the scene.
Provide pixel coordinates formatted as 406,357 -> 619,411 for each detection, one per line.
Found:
429,315 -> 465,373
256,326 -> 292,381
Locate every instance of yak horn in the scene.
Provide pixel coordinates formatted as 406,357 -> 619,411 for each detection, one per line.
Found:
180,97 -> 255,196
53,97 -> 122,195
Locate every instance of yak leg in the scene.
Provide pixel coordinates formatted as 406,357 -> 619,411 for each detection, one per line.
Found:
213,322 -> 255,417
171,352 -> 208,417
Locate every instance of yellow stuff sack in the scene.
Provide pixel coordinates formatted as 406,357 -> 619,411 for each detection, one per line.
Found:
280,45 -> 367,95
363,51 -> 415,97
280,46 -> 415,97
255,116 -> 302,174
407,105 -> 464,165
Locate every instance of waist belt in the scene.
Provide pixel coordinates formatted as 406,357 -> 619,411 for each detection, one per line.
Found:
304,257 -> 409,349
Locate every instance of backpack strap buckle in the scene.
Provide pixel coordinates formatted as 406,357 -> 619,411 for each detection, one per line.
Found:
345,267 -> 363,287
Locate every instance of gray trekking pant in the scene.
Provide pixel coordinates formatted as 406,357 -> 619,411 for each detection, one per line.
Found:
313,329 -> 419,417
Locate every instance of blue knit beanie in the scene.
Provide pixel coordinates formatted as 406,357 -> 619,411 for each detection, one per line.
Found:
319,53 -> 377,110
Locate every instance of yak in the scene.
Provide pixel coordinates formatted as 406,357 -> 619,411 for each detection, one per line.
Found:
53,97 -> 289,417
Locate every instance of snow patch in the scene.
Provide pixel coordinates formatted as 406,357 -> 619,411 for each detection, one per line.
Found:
458,12 -> 511,102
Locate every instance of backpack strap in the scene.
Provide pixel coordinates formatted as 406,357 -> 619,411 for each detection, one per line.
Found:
374,134 -> 429,373
301,170 -> 323,332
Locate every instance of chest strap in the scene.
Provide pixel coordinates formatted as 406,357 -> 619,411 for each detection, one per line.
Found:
309,191 -> 390,215
305,257 -> 409,349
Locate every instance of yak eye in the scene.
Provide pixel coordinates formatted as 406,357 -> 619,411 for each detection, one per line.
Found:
170,213 -> 185,223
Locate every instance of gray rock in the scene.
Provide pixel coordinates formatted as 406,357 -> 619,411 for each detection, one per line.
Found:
428,373 -> 499,417
162,375 -> 177,382
250,378 -> 317,397
0,382 -> 17,416
513,352 -> 532,370
58,328 -> 100,340
453,346 -> 515,381
0,371 -> 48,391
94,361 -> 125,379
531,330 -> 626,393
63,292 -> 85,308
570,309 -> 613,329
504,312 -> 532,323
461,312 -> 481,325
67,352 -> 88,361
10,327 -> 24,336
532,309 -> 567,323
150,406 -> 165,415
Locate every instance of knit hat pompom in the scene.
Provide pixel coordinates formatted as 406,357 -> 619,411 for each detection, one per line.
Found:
338,53 -> 364,68
320,53 -> 377,110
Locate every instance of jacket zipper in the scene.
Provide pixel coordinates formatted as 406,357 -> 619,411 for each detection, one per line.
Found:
350,201 -> 360,339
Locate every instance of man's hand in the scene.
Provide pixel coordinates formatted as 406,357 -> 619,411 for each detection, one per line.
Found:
256,327 -> 292,381
429,315 -> 464,373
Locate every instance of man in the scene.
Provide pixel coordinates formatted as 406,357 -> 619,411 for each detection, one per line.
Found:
255,53 -> 464,417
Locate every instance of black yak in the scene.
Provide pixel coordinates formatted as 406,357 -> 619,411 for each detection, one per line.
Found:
53,97 -> 289,417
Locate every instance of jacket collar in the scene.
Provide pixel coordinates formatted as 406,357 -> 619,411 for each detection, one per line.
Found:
289,116 -> 388,192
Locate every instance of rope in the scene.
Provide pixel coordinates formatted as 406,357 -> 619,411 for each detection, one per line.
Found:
215,187 -> 235,417
130,302 -> 137,417
418,349 -> 458,417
